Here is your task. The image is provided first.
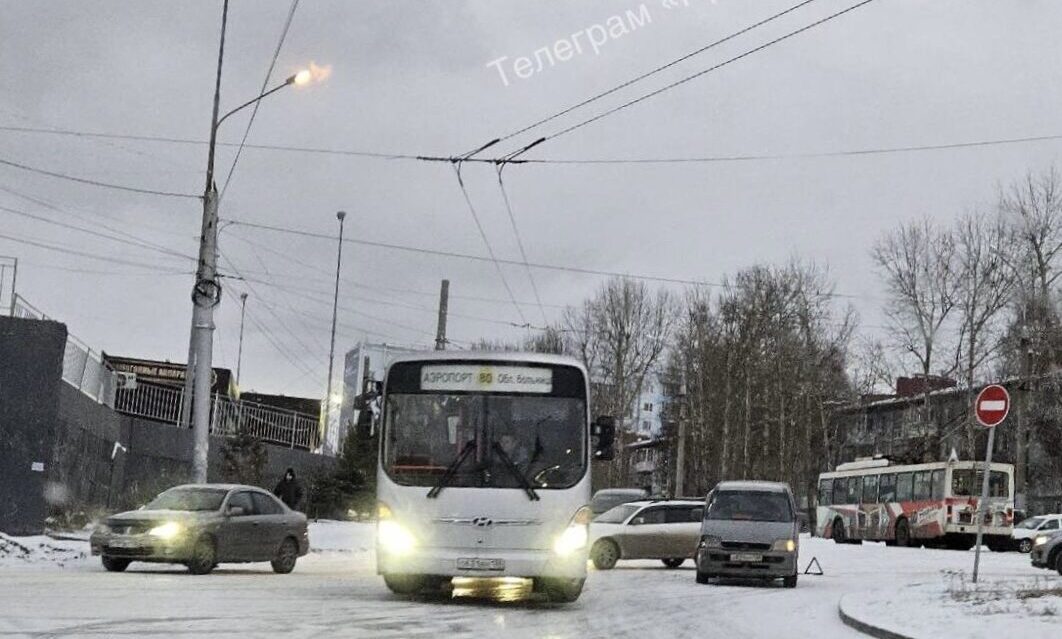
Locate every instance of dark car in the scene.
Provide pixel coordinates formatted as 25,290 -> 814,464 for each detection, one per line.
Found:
590,488 -> 650,516
695,481 -> 800,588
90,484 -> 309,575
1029,528 -> 1062,574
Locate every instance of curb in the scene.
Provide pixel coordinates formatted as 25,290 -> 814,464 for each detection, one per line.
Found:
838,595 -> 916,639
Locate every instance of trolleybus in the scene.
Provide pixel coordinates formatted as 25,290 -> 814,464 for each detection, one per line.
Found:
815,458 -> 1015,550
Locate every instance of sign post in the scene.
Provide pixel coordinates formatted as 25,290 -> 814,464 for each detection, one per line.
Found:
972,384 -> 1010,583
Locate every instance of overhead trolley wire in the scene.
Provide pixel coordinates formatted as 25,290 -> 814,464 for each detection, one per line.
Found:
537,0 -> 880,146
490,0 -> 821,147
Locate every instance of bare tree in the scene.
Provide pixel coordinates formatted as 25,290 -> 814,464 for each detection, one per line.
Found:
871,217 -> 958,444
951,209 -> 1017,457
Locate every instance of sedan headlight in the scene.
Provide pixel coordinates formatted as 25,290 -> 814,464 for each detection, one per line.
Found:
1035,535 -> 1049,547
772,539 -> 797,553
148,522 -> 183,540
700,535 -> 722,549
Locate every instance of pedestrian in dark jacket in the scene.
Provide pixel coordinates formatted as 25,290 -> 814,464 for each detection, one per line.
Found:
274,467 -> 304,511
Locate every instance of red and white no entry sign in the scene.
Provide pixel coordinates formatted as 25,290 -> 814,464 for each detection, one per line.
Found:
975,384 -> 1010,428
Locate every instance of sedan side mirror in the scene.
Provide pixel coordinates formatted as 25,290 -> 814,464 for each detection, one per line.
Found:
592,415 -> 616,461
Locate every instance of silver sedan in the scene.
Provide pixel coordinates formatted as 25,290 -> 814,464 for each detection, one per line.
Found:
90,484 -> 309,575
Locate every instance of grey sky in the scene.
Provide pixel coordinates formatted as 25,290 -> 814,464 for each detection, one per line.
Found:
1,0 -> 1060,398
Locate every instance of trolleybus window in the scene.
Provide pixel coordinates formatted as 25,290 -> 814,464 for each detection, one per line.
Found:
896,472 -> 913,501
951,469 -> 1009,498
931,470 -> 945,499
862,475 -> 879,504
846,477 -> 863,504
878,474 -> 896,502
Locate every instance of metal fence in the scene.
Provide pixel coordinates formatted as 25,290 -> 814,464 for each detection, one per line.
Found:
6,294 -> 118,407
114,381 -> 319,450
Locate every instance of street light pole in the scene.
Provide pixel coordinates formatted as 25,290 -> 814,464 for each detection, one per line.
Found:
236,292 -> 249,387
323,210 -> 347,437
181,0 -> 316,482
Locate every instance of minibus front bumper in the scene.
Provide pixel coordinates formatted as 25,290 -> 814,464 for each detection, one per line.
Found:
377,545 -> 587,579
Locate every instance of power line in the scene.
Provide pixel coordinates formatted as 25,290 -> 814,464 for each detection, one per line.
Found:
0,203 -> 195,263
6,124 -> 1062,166
0,156 -> 199,199
451,163 -> 528,324
492,0 -> 820,146
227,229 -> 569,308
0,229 -> 192,271
225,217 -> 872,300
219,0 -> 300,200
540,0 -> 880,145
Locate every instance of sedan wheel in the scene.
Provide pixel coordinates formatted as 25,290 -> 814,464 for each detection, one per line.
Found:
591,540 -> 619,570
1055,550 -> 1062,577
1019,538 -> 1033,554
187,537 -> 216,575
271,538 -> 298,574
101,556 -> 130,572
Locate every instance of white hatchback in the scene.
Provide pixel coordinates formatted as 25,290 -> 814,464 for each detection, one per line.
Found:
1013,514 -> 1062,553
588,500 -> 704,570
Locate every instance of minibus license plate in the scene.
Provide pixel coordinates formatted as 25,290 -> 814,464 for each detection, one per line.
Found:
731,552 -> 762,563
457,558 -> 505,571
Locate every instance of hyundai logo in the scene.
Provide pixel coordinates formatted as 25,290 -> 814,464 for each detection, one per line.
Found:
472,517 -> 493,528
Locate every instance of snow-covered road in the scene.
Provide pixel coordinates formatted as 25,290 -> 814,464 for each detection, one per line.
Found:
0,522 -> 1054,638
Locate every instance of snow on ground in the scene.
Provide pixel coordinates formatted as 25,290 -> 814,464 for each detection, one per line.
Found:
0,532 -> 87,569
844,567 -> 1062,639
0,524 -> 1057,638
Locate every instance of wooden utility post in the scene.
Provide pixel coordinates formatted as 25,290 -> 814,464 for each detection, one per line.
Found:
435,279 -> 449,350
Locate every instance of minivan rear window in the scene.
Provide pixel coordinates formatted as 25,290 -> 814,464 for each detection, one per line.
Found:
704,490 -> 793,523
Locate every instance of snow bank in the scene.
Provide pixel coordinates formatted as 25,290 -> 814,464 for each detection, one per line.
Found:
0,533 -> 87,569
842,571 -> 1062,639
307,520 -> 374,553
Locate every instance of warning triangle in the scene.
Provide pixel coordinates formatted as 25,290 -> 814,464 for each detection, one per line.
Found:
803,557 -> 824,575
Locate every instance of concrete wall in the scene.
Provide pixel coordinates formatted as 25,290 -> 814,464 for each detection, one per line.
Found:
0,317 -> 66,534
1,316 -> 336,535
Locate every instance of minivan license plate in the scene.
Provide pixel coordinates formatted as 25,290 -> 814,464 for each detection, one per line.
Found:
731,552 -> 762,563
110,537 -> 140,549
457,558 -> 505,571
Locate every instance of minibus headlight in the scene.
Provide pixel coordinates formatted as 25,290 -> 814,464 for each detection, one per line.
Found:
378,520 -> 416,556
554,524 -> 588,556
376,501 -> 415,555
554,506 -> 592,556
772,539 -> 796,553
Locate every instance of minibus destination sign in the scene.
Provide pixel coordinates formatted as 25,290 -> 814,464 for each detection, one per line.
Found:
420,365 -> 553,393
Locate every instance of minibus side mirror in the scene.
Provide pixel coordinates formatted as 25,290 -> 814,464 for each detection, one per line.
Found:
592,415 -> 616,461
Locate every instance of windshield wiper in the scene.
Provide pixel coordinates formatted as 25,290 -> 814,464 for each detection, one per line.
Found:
491,441 -> 540,501
426,440 -> 477,499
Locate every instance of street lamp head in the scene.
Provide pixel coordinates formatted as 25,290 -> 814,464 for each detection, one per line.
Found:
337,210 -> 347,221
240,292 -> 248,301
291,69 -> 313,86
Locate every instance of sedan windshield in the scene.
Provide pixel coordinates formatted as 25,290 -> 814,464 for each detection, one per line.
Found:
383,393 -> 586,489
705,490 -> 793,522
1016,516 -> 1046,530
145,487 -> 227,512
594,504 -> 641,524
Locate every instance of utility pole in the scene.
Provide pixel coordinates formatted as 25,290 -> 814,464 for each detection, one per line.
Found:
324,210 -> 347,433
235,292 -> 248,386
674,376 -> 688,498
435,279 -> 450,350
185,0 -> 229,483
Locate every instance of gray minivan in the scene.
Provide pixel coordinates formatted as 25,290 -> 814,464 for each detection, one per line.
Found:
694,481 -> 799,588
